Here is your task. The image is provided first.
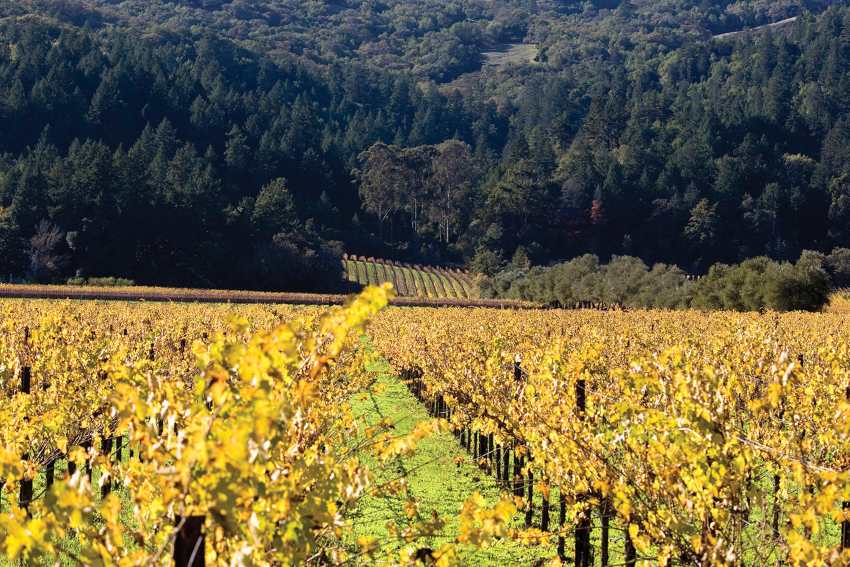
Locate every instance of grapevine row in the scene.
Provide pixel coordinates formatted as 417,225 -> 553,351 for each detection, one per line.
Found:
370,307 -> 850,565
0,290 -> 520,565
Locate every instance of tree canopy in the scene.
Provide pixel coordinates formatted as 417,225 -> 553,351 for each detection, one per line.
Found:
3,2 -> 850,289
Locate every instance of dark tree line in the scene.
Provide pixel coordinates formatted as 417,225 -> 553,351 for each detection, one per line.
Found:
465,6 -> 850,276
0,20 -> 498,288
487,251 -> 839,312
6,4 -> 850,292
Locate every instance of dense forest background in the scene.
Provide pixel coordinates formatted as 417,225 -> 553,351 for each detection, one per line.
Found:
3,1 -> 850,290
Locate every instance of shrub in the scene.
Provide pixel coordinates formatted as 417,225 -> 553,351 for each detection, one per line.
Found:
496,253 -> 831,312
766,251 -> 832,311
499,254 -> 691,309
692,253 -> 831,312
827,247 -> 850,287
469,247 -> 504,277
67,276 -> 136,287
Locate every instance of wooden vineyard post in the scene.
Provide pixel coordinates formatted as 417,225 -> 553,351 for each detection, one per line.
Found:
488,434 -> 495,472
20,363 -> 31,393
479,433 -> 485,464
600,498 -> 611,566
18,360 -> 32,509
525,462 -> 534,528
20,327 -> 33,511
512,355 -> 526,499
840,386 -> 850,549
174,515 -> 205,567
513,449 -> 525,498
101,436 -> 113,498
557,491 -> 567,561
575,378 -> 592,567
625,530 -> 637,567
82,439 -> 93,481
476,432 -> 483,465
773,400 -> 786,543
45,460 -> 55,488
541,481 -> 550,531
502,444 -> 511,488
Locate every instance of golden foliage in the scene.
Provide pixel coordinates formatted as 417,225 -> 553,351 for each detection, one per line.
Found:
371,307 -> 850,565
0,287 -> 513,565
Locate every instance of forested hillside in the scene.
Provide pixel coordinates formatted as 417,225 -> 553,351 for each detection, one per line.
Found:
5,1 -> 834,83
0,16 -> 489,289
3,1 -> 850,289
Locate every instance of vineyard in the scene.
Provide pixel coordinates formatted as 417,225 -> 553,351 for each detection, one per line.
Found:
342,255 -> 477,299
371,308 -> 850,565
0,283 -> 524,309
2,289 -> 850,565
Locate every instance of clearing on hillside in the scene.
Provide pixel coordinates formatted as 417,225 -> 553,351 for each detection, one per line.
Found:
481,43 -> 539,68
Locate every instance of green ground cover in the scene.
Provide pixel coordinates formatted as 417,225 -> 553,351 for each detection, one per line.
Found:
389,266 -> 410,296
356,261 -> 370,287
365,262 -> 381,286
444,274 -> 468,299
343,260 -> 478,299
426,271 -> 448,297
347,350 -> 556,565
400,267 -> 422,297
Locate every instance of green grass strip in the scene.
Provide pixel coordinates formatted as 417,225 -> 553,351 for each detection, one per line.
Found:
456,274 -> 478,298
400,267 -> 422,297
347,354 -> 555,566
355,261 -> 370,287
432,272 -> 452,298
345,260 -> 358,283
365,262 -> 381,286
427,271 -> 449,297
436,273 -> 460,299
407,268 -> 428,298
415,269 -> 437,298
444,274 -> 468,299
383,264 -> 397,285
373,263 -> 391,285
389,266 -> 410,296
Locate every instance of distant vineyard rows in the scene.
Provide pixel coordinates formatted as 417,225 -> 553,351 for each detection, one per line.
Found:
343,255 -> 477,299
